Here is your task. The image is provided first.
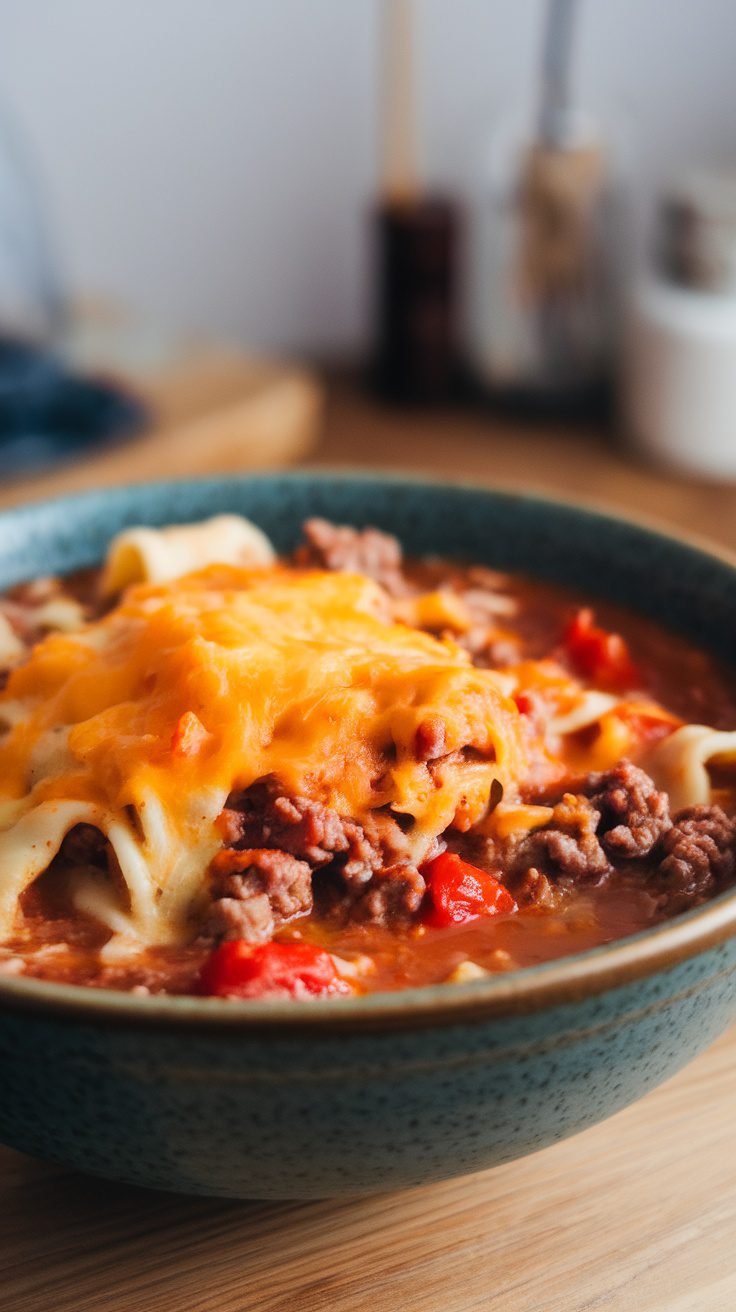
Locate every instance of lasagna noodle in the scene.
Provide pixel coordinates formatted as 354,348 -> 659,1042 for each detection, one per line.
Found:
0,566 -> 527,944
100,514 -> 276,596
643,725 -> 736,811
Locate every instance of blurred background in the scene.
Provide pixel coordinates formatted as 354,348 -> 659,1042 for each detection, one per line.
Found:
1,0 -> 736,547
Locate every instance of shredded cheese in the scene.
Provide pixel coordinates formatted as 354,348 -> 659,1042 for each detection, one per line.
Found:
0,565 -> 526,944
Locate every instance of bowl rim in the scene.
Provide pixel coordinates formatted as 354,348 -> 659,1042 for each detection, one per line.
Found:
1,467 -> 736,1034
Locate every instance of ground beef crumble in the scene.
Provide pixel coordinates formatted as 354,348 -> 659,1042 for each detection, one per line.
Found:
294,518 -> 408,596
655,805 -> 736,913
345,863 -> 427,925
512,792 -> 612,885
203,847 -> 313,943
209,778 -> 425,936
513,867 -> 566,911
220,779 -> 385,882
471,763 -> 735,916
586,761 -> 671,859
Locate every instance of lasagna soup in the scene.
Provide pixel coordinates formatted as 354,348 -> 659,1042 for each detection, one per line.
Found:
0,514 -> 735,1000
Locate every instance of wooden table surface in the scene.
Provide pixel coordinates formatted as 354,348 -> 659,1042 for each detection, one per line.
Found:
312,378 -> 736,554
3,368 -> 736,1311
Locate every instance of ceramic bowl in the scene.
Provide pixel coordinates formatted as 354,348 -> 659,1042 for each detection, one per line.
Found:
0,472 -> 735,1199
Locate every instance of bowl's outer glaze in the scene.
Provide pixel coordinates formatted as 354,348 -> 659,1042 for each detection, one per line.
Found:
0,473 -> 735,1198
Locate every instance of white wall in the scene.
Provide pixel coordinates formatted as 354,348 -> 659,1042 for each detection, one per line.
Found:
1,0 -> 735,356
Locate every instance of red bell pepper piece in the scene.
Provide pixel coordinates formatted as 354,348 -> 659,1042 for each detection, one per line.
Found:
563,608 -> 640,691
422,851 -> 516,928
198,940 -> 350,1000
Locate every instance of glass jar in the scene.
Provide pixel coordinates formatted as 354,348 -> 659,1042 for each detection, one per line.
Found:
621,169 -> 736,479
466,103 -> 623,417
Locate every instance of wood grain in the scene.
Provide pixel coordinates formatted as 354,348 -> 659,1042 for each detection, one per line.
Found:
2,368 -> 736,1311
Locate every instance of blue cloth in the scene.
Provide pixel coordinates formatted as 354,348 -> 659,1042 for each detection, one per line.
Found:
0,337 -> 147,475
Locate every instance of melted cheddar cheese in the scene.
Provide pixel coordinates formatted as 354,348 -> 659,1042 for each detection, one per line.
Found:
0,565 -> 526,944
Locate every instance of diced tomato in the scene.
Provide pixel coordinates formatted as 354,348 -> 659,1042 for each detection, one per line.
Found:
198,941 -> 350,1000
563,608 -> 641,691
421,851 -> 517,928
171,710 -> 209,757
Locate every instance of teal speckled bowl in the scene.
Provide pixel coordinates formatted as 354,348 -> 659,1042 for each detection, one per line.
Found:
0,472 -> 735,1199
